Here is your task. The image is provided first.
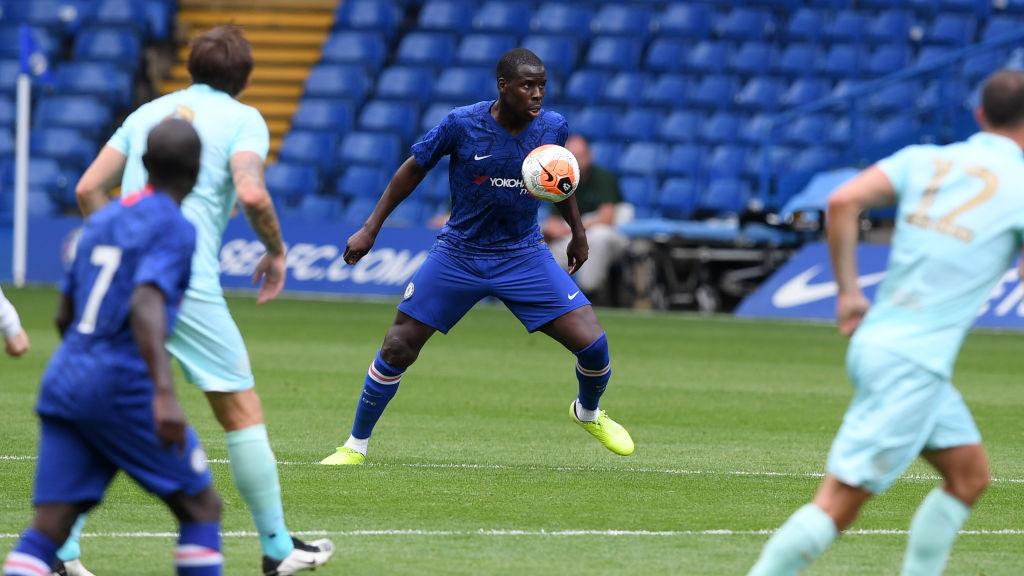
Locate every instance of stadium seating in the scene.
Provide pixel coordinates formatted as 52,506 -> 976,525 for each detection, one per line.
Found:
264,163 -> 319,206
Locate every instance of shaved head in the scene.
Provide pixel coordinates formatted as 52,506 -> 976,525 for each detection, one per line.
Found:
143,118 -> 201,199
981,69 -> 1024,129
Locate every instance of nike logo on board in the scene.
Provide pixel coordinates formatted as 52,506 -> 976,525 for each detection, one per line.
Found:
771,265 -> 886,308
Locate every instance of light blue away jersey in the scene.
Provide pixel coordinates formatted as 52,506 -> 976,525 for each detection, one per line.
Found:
854,132 -> 1024,377
107,84 -> 269,302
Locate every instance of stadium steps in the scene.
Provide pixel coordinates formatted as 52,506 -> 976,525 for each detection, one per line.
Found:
161,1 -> 333,162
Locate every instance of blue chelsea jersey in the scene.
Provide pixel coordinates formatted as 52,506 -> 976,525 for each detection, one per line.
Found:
37,190 -> 196,417
412,101 -> 569,256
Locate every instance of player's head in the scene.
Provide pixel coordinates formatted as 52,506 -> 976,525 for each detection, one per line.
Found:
565,134 -> 592,178
496,48 -> 545,122
976,69 -> 1024,135
143,118 -> 202,202
187,25 -> 253,97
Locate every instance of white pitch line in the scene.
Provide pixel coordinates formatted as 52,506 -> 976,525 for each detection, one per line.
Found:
0,529 -> 1021,540
6,455 -> 1024,484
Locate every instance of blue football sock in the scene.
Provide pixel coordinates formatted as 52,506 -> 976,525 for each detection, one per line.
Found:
901,488 -> 971,576
748,504 -> 838,576
225,424 -> 293,560
175,522 -> 222,576
574,333 -> 611,411
350,350 -> 404,440
55,513 -> 86,562
4,528 -> 59,576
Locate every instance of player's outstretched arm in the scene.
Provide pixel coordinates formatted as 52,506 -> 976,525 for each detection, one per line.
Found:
76,146 -> 128,217
231,151 -> 287,304
131,284 -> 186,448
827,166 -> 896,337
554,195 -> 588,274
344,156 -> 428,265
0,286 -> 28,357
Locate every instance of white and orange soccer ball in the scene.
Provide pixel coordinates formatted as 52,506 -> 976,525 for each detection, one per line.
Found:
521,144 -> 580,203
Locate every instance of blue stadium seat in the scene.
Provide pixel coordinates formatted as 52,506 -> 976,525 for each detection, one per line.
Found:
564,70 -> 611,106
521,36 -> 578,77
333,166 -> 389,199
375,66 -> 435,103
819,45 -> 863,79
303,65 -> 370,100
0,26 -> 58,59
823,11 -> 866,43
939,0 -> 989,17
706,145 -> 747,179
868,82 -> 917,115
617,175 -> 656,216
2,158 -> 69,199
586,37 -> 643,71
686,76 -> 738,110
338,132 -> 402,169
419,102 -> 454,134
916,46 -> 955,68
591,5 -> 652,36
739,114 -> 775,145
86,0 -> 147,35
870,116 -> 922,157
295,195 -> 344,222
645,38 -> 688,74
982,16 -> 1023,41
644,75 -> 687,108
662,144 -> 702,179
396,32 -> 456,69
655,178 -> 697,219
603,72 -> 648,106
473,1 -> 531,34
827,116 -> 851,147
0,60 -> 20,94
73,29 -> 141,65
700,179 -> 750,216
358,100 -> 420,141
30,128 -> 95,170
3,0 -> 83,33
775,44 -> 819,77
684,41 -> 729,75
530,3 -> 594,39
145,0 -> 173,41
613,108 -> 661,141
658,110 -> 697,143
456,34 -> 516,68
926,14 -> 976,46
292,100 -> 355,133
0,129 -> 12,158
278,131 -> 338,171
866,45 -> 911,77
343,197 -> 379,225
745,145 -> 793,178
589,140 -> 622,169
699,113 -> 741,145
418,0 -> 473,31
388,200 -> 425,227
0,97 -> 14,128
27,190 -> 58,216
779,78 -> 830,108
55,62 -> 133,106
321,31 -> 387,70
962,51 -> 1005,83
788,148 -> 837,176
783,115 -> 831,147
715,8 -> 773,41
735,77 -> 782,111
730,43 -> 775,77
571,106 -> 616,140
264,163 -> 318,205
829,79 -> 858,102
859,0 -> 906,10
617,142 -> 666,176
433,68 -> 491,103
35,96 -> 111,135
657,4 -> 712,39
334,0 -> 401,36
867,11 -> 912,44
785,8 -> 824,42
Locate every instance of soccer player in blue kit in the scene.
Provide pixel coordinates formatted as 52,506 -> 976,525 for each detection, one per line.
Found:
321,48 -> 634,465
2,119 -> 225,576
748,70 -> 1024,575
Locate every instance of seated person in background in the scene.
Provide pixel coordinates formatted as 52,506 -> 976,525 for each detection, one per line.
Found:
542,134 -> 629,300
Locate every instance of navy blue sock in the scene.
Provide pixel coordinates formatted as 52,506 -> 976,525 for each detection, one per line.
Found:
4,528 -> 59,576
175,521 -> 222,576
574,333 -> 611,411
351,351 -> 404,440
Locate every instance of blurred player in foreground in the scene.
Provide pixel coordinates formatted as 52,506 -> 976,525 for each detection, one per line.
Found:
748,70 -> 1024,575
320,48 -> 634,466
0,286 -> 29,356
2,119 -> 225,576
69,25 -> 333,576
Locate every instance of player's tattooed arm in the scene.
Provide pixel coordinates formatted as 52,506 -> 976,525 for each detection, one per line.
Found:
76,146 -> 127,217
555,195 -> 588,274
131,284 -> 186,447
232,152 -> 287,304
345,156 -> 428,265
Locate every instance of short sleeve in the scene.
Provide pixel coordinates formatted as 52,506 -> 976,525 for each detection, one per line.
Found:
106,112 -> 135,155
134,219 -> 196,303
229,107 -> 270,160
555,115 -> 568,147
875,145 -> 921,198
411,111 -> 458,170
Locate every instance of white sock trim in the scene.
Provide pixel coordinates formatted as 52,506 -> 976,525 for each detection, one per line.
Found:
344,435 -> 369,455
574,400 -> 599,422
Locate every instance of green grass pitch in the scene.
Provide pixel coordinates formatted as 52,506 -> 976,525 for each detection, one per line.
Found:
1,286 -> 1021,575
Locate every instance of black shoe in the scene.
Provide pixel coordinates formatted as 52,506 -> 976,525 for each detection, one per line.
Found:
262,537 -> 336,575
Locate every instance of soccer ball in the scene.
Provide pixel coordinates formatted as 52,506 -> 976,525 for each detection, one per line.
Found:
522,144 -> 579,203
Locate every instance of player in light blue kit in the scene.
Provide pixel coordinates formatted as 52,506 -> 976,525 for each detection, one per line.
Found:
2,119 -> 224,576
320,49 -> 634,466
748,70 -> 1024,575
69,26 -> 333,576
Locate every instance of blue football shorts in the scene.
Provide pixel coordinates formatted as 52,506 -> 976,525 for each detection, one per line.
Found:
34,411 -> 212,505
167,294 -> 255,393
397,245 -> 592,334
826,343 -> 982,494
